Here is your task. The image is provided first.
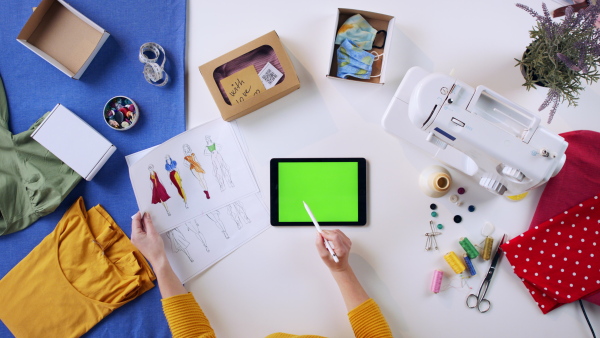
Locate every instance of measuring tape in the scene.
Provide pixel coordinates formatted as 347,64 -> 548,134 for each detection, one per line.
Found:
139,42 -> 169,87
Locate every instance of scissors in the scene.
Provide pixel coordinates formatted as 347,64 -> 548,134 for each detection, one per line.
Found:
466,234 -> 506,313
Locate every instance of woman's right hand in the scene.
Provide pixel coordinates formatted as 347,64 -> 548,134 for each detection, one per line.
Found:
131,212 -> 167,267
315,229 -> 352,273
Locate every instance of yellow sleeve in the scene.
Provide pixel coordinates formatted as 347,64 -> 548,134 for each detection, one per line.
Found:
161,293 -> 216,338
348,299 -> 393,338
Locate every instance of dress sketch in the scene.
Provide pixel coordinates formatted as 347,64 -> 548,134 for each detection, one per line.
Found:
166,228 -> 193,262
183,144 -> 210,199
207,210 -> 229,239
227,201 -> 251,229
165,155 -> 188,208
204,135 -> 234,192
186,219 -> 210,252
149,164 -> 171,216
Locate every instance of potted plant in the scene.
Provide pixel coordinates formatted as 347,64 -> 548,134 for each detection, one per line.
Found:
515,2 -> 600,123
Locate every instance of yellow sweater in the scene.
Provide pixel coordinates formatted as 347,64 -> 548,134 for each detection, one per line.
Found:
162,293 -> 393,338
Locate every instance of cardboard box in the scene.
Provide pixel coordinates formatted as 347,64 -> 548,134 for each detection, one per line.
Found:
17,0 -> 110,79
327,8 -> 395,85
31,104 -> 116,181
199,31 -> 300,121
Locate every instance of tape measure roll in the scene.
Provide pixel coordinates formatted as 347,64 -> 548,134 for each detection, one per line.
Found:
139,42 -> 169,87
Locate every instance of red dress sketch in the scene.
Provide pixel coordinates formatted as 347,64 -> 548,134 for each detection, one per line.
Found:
151,171 -> 170,204
149,164 -> 171,216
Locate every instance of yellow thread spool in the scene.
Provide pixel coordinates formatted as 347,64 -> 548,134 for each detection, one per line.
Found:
482,237 -> 494,260
444,251 -> 466,274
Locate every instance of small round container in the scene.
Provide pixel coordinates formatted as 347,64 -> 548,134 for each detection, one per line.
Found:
104,96 -> 139,131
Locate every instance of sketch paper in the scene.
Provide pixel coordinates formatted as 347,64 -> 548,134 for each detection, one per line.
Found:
161,193 -> 269,283
128,119 -> 260,234
127,119 -> 270,282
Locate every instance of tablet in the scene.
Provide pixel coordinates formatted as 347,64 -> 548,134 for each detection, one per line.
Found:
270,158 -> 367,226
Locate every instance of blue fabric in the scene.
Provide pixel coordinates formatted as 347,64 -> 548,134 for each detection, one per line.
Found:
336,38 -> 374,79
0,1 -> 186,337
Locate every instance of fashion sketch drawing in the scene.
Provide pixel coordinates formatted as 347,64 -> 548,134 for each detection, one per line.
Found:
186,219 -> 210,253
166,228 -> 194,262
204,135 -> 234,192
165,155 -> 188,208
227,201 -> 251,229
182,143 -> 210,199
149,164 -> 171,216
207,210 -> 229,239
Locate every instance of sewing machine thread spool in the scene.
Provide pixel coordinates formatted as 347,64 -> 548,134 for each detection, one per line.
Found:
431,270 -> 443,293
463,253 -> 477,276
419,165 -> 451,198
459,237 -> 479,259
482,236 -> 494,260
444,251 -> 466,274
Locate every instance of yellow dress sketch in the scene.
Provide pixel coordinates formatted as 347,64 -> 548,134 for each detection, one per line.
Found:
165,155 -> 188,208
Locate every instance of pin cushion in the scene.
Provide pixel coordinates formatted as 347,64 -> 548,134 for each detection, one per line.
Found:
104,96 -> 139,131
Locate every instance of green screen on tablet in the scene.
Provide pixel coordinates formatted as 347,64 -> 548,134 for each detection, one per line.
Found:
270,158 -> 367,225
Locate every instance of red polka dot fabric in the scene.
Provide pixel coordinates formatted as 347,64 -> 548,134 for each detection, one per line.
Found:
501,195 -> 600,314
528,130 -> 600,307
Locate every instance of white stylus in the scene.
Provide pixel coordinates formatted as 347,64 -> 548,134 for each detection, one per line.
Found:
303,201 -> 339,263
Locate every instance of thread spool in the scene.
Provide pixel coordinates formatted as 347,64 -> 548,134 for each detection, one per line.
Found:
444,251 -> 466,274
419,165 -> 452,198
482,236 -> 494,260
459,237 -> 479,259
431,270 -> 443,293
463,253 -> 477,276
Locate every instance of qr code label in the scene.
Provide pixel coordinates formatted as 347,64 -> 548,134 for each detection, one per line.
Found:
262,69 -> 278,85
258,62 -> 283,89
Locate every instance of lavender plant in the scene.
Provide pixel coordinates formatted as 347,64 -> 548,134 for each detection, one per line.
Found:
515,2 -> 600,123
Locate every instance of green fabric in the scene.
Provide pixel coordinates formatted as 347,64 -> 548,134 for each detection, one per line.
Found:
0,76 -> 81,236
207,143 -> 216,152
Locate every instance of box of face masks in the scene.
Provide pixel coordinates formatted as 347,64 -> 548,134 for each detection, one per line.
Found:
327,9 -> 395,85
199,30 -> 301,122
17,0 -> 110,80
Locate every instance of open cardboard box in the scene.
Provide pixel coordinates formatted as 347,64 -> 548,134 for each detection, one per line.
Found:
199,31 -> 300,122
327,8 -> 395,85
17,0 -> 110,79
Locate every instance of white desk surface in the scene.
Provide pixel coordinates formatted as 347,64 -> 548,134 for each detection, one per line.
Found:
185,0 -> 600,336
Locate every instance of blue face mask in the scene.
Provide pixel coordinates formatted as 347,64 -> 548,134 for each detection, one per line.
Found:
337,39 -> 375,79
335,14 -> 386,51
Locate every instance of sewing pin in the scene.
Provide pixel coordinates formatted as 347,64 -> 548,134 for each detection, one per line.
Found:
425,220 -> 440,251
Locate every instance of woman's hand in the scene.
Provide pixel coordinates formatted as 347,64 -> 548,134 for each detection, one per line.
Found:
315,229 -> 352,273
131,212 -> 167,267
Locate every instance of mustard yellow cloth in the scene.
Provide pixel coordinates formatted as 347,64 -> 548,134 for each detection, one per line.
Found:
0,197 -> 156,337
162,293 -> 393,338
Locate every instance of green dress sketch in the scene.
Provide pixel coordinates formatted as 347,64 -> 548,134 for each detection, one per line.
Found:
204,135 -> 234,192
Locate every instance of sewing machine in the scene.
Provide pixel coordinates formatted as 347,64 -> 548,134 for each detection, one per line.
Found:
382,67 -> 568,196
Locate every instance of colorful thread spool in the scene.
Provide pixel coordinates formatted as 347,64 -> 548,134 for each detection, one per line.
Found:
463,253 -> 477,276
482,236 -> 494,260
431,270 -> 443,293
459,237 -> 479,259
444,251 -> 466,274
